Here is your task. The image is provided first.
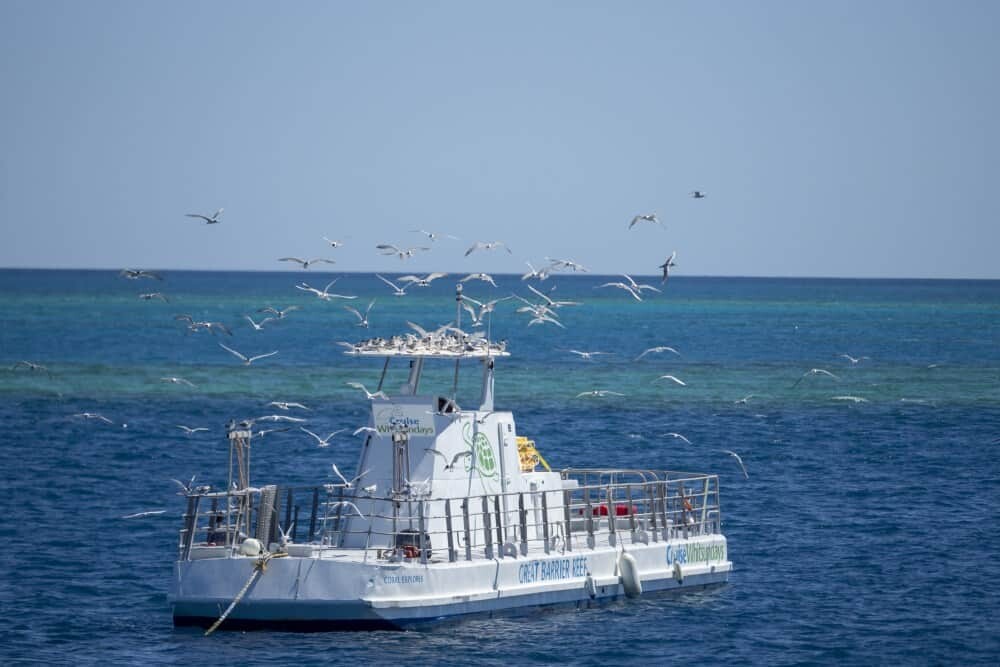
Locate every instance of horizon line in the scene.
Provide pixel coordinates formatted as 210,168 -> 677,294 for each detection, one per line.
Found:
1,265 -> 998,282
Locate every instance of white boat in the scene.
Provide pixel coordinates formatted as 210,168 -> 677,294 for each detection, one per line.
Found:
169,298 -> 733,631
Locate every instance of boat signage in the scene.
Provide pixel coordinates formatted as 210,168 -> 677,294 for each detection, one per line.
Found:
374,404 -> 436,436
518,556 -> 589,584
665,541 -> 727,566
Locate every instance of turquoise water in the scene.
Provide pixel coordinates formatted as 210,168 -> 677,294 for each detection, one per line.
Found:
1,269 -> 999,664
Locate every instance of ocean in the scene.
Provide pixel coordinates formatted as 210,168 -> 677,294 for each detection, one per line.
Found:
1,269 -> 998,665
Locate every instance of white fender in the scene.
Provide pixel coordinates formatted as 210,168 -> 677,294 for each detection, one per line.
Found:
673,560 -> 683,582
618,552 -> 642,598
239,537 -> 262,556
584,574 -> 597,599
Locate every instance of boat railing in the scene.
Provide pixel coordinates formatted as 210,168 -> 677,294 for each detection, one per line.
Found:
177,472 -> 722,563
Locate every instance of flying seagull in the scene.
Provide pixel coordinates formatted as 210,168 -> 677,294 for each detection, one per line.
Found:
12,360 -> 50,375
636,346 -> 681,360
176,425 -> 209,434
659,251 -> 677,284
425,447 -> 473,471
376,244 -> 430,260
185,208 -> 224,224
323,237 -> 346,248
565,350 -> 612,361
629,213 -> 660,229
258,305 -> 299,319
576,390 -> 625,398
690,191 -> 706,199
245,315 -> 274,331
375,274 -> 408,296
327,500 -> 366,519
138,292 -> 169,302
218,342 -> 278,366
411,229 -> 458,242
74,412 -> 114,424
840,354 -> 871,366
331,463 -> 369,489
597,282 -> 643,301
792,368 -> 840,388
654,375 -> 687,386
663,432 -> 692,444
461,273 -> 498,287
300,427 -> 348,447
722,450 -> 749,479
121,510 -> 167,519
345,300 -> 376,328
160,376 -> 196,387
279,257 -> 336,269
296,279 -> 357,301
120,268 -> 163,280
346,382 -> 388,400
267,401 -> 309,411
465,241 -> 512,257
398,272 -> 448,287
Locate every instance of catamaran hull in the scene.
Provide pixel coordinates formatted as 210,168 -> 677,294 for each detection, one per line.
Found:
170,536 -> 731,631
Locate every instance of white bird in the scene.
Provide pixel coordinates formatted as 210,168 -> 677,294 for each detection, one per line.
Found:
253,426 -> 291,438
258,305 -> 299,319
277,522 -> 295,547
461,273 -> 497,287
545,257 -> 588,273
565,350 -> 612,360
300,427 -> 347,447
663,432 -> 692,444
576,390 -> 625,398
629,213 -> 660,229
636,346 -> 681,360
353,426 -> 380,437
361,484 -> 378,495
792,368 -> 840,388
74,412 -> 114,424
12,360 -> 50,374
831,395 -> 869,403
398,272 -> 448,287
176,425 -> 209,434
279,257 -> 336,269
722,450 -> 749,479
840,354 -> 871,365
138,292 -> 169,302
345,300 -> 376,328
218,343 -> 278,366
622,274 -> 661,294
327,501 -> 366,519
296,279 -> 357,301
121,510 -> 167,519
654,375 -> 687,386
171,475 -> 198,495
425,447 -> 473,471
161,376 -> 196,387
375,274 -> 408,296
597,282 -> 642,301
256,414 -> 308,423
734,394 -> 754,405
411,229 -> 458,242
376,244 -> 430,260
346,382 -> 388,400
323,237 -> 346,248
267,401 -> 309,411
331,463 -> 369,489
465,241 -> 512,257
521,261 -> 550,281
185,208 -> 224,224
690,190 -> 707,199
528,314 -> 566,329
120,268 -> 162,280
525,285 -> 581,309
245,315 -> 274,331
659,251 -> 677,284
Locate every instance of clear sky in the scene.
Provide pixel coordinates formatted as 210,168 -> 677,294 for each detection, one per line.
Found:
1,1 -> 997,279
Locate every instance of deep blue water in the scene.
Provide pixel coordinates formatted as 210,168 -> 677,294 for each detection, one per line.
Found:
1,269 -> 999,665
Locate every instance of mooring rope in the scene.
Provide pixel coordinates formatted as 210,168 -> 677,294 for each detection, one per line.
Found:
204,551 -> 285,636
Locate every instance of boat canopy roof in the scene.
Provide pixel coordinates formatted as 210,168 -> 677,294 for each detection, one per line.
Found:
341,331 -> 509,359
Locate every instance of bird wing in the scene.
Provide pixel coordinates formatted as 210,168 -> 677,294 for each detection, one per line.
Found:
424,447 -> 448,462
426,272 -> 448,281
344,305 -> 363,321
300,427 -> 324,443
218,342 -> 247,362
279,257 -> 305,265
331,463 -> 348,485
247,350 -> 278,363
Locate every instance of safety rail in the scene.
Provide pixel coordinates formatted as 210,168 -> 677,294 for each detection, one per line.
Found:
177,471 -> 723,563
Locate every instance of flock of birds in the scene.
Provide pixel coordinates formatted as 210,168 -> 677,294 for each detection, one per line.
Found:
18,188 -> 876,506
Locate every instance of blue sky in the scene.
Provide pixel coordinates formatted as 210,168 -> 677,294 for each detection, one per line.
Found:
1,1 -> 997,279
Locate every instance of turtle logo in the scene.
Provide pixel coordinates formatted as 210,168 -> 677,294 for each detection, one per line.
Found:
463,423 -> 498,479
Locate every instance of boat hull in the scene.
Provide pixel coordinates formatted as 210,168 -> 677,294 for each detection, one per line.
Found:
170,535 -> 730,631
